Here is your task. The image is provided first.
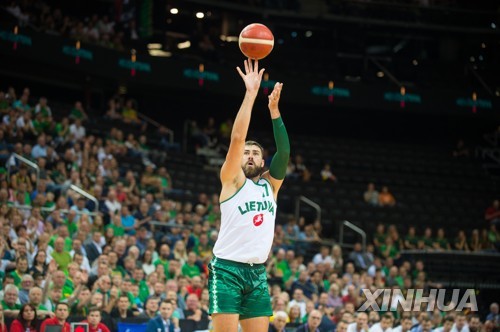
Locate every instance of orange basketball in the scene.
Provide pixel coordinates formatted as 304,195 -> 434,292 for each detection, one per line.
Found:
238,23 -> 274,60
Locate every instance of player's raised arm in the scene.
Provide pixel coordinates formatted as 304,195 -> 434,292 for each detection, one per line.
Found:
220,59 -> 265,187
263,82 -> 290,196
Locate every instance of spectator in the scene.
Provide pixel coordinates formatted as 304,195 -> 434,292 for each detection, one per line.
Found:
393,315 -> 414,332
347,312 -> 369,332
485,200 -> 500,227
18,274 -> 35,305
10,303 -> 39,332
469,229 -> 482,252
295,309 -> 322,332
370,313 -> 394,332
288,288 -> 307,318
379,186 -> 396,207
312,245 -> 334,266
403,226 -> 418,250
32,135 -> 48,159
364,183 -> 379,206
121,99 -> 141,125
40,302 -> 71,332
10,256 -> 29,287
69,101 -> 88,122
452,139 -> 470,158
2,284 -> 21,317
104,98 -> 121,120
269,310 -> 288,332
50,237 -> 72,272
420,228 -> 434,250
138,297 -> 159,319
292,155 -> 311,182
348,243 -> 371,270
486,302 -> 499,325
454,230 -> 470,251
433,228 -> 451,251
468,315 -> 481,332
110,295 -> 136,321
0,306 -> 6,332
183,293 -> 209,328
34,97 -> 52,121
146,299 -> 180,332
488,224 -> 500,251
69,118 -> 86,143
450,313 -> 468,332
81,306 -> 111,332
320,163 -> 337,183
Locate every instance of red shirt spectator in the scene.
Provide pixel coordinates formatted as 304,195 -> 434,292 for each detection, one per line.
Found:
40,317 -> 71,332
81,320 -> 111,332
10,319 -> 38,332
485,200 -> 500,223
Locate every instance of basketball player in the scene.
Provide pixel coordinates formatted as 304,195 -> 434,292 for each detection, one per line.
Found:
208,58 -> 290,332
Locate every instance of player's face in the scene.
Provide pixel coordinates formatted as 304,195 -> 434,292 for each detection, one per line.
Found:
242,145 -> 264,178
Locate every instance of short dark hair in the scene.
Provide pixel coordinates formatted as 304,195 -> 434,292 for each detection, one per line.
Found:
245,140 -> 264,155
160,299 -> 175,307
119,294 -> 130,301
88,306 -> 101,315
55,302 -> 69,310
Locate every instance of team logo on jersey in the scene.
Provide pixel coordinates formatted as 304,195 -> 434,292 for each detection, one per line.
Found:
253,213 -> 264,227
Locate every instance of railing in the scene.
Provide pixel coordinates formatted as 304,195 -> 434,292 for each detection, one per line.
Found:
7,153 -> 40,189
137,111 -> 174,143
294,195 -> 321,223
68,184 -> 99,214
339,220 -> 367,251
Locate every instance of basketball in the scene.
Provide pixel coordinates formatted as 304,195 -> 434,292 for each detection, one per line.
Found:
238,23 -> 274,60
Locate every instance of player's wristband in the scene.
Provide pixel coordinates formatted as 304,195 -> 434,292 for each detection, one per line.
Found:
269,116 -> 290,180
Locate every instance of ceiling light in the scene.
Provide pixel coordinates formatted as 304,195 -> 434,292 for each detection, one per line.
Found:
491,22 -> 497,29
177,41 -> 191,49
148,49 -> 172,57
412,59 -> 418,66
481,43 -> 486,48
147,43 -> 162,50
470,56 -> 475,62
196,12 -> 204,19
376,71 -> 384,78
170,8 -> 178,14
220,35 -> 238,42
305,31 -> 313,38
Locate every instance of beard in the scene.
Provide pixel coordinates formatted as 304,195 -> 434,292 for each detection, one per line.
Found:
243,163 -> 263,178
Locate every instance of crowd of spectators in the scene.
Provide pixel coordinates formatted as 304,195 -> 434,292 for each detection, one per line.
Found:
0,84 -> 499,332
4,0 -> 140,51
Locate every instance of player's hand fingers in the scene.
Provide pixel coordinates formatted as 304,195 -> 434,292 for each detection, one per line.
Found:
247,58 -> 253,73
236,66 -> 245,79
258,68 -> 265,80
244,60 -> 249,74
254,59 -> 259,73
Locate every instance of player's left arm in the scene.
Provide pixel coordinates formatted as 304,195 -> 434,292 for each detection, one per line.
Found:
262,82 -> 290,199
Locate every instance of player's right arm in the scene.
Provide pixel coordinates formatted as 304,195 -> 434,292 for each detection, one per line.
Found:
220,59 -> 264,199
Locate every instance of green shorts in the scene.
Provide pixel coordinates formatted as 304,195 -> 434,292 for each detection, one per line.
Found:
208,256 -> 272,320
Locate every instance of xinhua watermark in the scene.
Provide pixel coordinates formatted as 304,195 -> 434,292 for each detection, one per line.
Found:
358,289 -> 478,312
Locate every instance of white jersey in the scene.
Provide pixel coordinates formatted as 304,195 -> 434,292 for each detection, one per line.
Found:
213,178 -> 276,264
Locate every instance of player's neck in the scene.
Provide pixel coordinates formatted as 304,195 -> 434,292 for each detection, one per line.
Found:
247,175 -> 261,183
